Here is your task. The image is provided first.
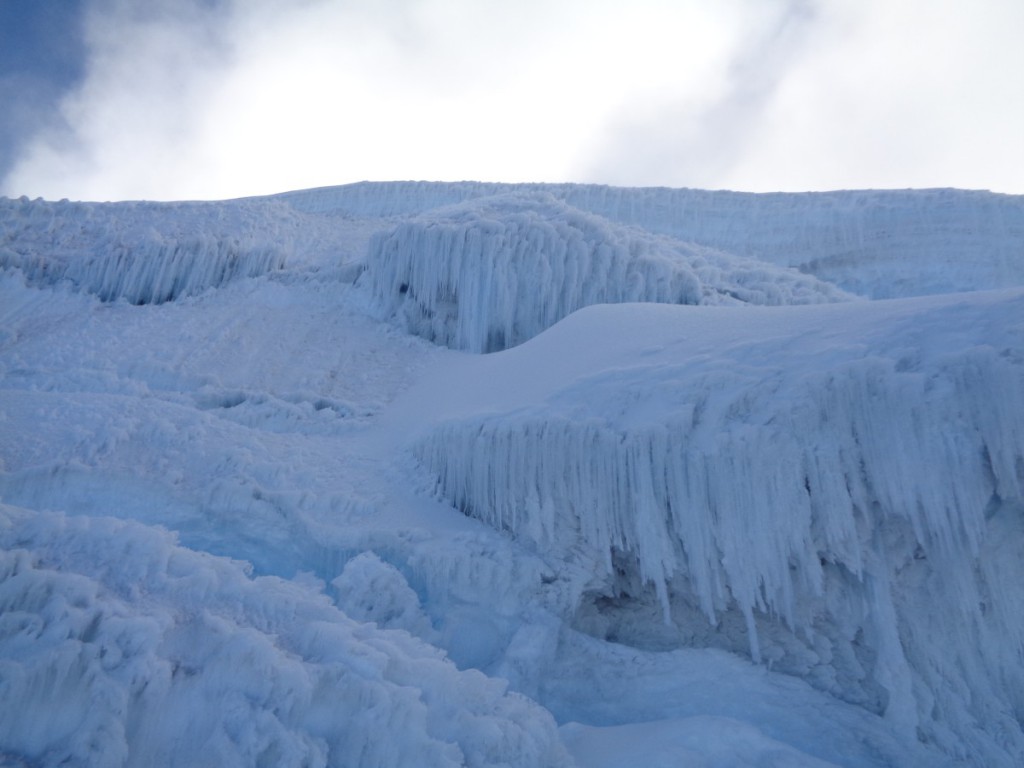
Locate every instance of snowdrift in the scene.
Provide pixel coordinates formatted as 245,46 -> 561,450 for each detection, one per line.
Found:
415,291 -> 1024,765
0,505 -> 571,768
366,193 -> 851,352
277,181 -> 1024,298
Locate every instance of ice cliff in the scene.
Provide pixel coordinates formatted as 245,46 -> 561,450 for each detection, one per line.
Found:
366,193 -> 852,352
415,290 -> 1024,765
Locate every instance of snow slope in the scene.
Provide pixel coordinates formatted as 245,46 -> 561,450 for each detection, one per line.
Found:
1,183 -> 1022,767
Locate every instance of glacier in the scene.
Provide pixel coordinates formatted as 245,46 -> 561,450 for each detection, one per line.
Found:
1,181 -> 1023,767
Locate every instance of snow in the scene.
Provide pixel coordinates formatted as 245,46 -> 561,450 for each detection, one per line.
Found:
0,505 -> 570,768
1,182 -> 1022,767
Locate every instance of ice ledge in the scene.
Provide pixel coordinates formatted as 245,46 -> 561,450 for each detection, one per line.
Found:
412,292 -> 1024,765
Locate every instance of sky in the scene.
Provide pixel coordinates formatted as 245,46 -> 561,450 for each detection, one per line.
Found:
0,0 -> 1021,202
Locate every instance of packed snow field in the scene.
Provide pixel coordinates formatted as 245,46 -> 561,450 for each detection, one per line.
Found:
1,182 -> 1022,767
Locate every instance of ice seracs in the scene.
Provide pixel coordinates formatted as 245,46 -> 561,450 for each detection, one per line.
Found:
366,192 -> 852,352
414,291 -> 1024,765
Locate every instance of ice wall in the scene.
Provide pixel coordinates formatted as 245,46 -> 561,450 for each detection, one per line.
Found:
21,237 -> 286,304
414,293 -> 1024,766
274,181 -> 1024,298
0,195 -> 374,303
0,504 -> 572,768
366,193 -> 851,352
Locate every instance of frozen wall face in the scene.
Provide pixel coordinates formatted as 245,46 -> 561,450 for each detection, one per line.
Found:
275,181 -> 1024,299
0,195 -> 379,304
0,197 -> 292,304
366,193 -> 852,352
0,505 -> 572,768
13,237 -> 285,305
415,295 -> 1024,766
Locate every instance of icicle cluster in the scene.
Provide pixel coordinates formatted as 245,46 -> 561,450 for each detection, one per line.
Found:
416,297 -> 1024,765
0,195 -> 373,304
0,197 -> 292,303
33,237 -> 285,304
366,194 -> 851,352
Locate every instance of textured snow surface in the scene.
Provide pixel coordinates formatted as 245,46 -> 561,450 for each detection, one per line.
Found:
366,193 -> 852,352
0,505 -> 570,768
1,183 -> 1023,767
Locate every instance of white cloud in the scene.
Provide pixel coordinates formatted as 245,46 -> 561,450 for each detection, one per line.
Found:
2,0 -> 1021,201
716,0 -> 1024,192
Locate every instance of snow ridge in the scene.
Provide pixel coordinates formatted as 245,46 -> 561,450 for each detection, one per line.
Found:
273,181 -> 1024,298
366,193 -> 851,352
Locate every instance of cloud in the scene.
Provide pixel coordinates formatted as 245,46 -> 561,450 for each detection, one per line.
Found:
578,0 -> 823,188
730,0 -> 1024,192
582,0 -> 1024,193
2,0 -> 235,200
0,1 -> 88,181
187,0 -> 748,198
2,0 -> 1021,201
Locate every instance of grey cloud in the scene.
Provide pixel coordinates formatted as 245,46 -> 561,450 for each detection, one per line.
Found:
0,1 -> 88,182
2,0 -> 237,199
